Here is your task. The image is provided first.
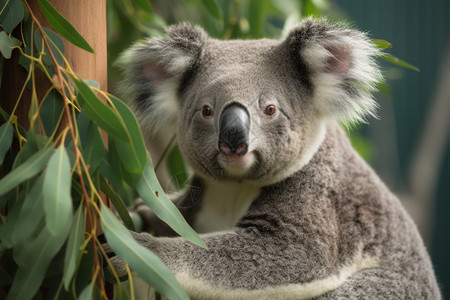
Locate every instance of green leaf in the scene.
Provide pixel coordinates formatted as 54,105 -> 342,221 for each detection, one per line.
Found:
167,145 -> 189,189
77,111 -> 106,173
0,0 -> 24,33
248,0 -> 264,38
134,0 -> 153,12
201,0 -> 222,20
34,27 -> 65,66
371,39 -> 392,50
381,54 -> 420,72
101,206 -> 189,300
110,95 -> 147,173
40,89 -> 64,136
12,176 -> 45,245
0,144 -> 53,197
73,77 -> 129,142
99,176 -> 135,231
37,0 -> 94,53
0,121 -> 13,165
79,283 -> 94,300
63,205 -> 85,289
137,156 -> 206,248
0,265 -> 12,285
0,31 -> 22,59
43,145 -> 73,236
8,225 -> 71,300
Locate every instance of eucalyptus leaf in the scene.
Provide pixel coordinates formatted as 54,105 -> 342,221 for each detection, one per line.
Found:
0,265 -> 12,285
110,95 -> 147,173
8,224 -> 71,300
77,111 -> 105,173
0,144 -> 53,197
34,27 -> 65,66
73,77 -> 129,142
100,176 -> 135,231
381,53 -> 420,72
0,121 -> 13,165
63,205 -> 85,289
101,206 -> 189,300
11,176 -> 45,245
167,145 -> 189,190
43,145 -> 73,236
37,0 -> 94,53
0,0 -> 24,33
371,39 -> 392,50
40,89 -> 64,136
0,31 -> 22,59
201,0 -> 222,20
137,156 -> 205,248
134,0 -> 153,13
79,283 -> 94,300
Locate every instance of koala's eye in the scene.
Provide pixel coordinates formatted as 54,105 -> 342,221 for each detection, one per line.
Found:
264,104 -> 276,116
202,105 -> 214,117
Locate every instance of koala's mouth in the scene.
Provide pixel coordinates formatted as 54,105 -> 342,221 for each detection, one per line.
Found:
218,151 -> 255,176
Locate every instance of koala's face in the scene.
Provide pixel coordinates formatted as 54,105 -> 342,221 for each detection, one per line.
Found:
120,20 -> 379,185
177,40 -> 323,183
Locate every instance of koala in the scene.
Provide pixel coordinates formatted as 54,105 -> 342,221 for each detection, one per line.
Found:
108,18 -> 441,299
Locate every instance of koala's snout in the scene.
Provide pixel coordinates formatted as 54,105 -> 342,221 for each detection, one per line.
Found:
218,103 -> 250,156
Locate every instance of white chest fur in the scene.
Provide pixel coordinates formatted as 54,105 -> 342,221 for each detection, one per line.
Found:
193,180 -> 261,234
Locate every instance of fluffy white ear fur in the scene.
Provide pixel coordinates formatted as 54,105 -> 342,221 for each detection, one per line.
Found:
118,24 -> 207,140
288,18 -> 382,124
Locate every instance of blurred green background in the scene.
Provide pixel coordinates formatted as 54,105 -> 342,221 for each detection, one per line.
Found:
106,0 -> 450,297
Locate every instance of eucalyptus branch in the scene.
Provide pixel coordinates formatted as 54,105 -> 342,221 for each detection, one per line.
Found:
23,0 -> 103,291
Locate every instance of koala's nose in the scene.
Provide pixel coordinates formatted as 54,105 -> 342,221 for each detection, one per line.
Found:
218,103 -> 250,156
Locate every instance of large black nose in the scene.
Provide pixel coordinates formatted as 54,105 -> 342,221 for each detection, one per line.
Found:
218,103 -> 250,156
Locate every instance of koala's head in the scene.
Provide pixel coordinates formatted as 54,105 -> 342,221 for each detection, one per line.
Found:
120,18 -> 381,185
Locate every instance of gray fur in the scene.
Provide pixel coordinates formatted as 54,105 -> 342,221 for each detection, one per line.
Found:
109,18 -> 440,299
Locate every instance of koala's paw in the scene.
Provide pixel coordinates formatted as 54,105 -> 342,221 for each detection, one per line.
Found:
98,233 -> 128,280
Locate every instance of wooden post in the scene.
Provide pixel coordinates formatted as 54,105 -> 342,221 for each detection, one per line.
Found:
0,0 -> 107,129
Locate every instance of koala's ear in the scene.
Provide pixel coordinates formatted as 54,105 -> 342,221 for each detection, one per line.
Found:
284,18 -> 382,123
118,24 -> 207,138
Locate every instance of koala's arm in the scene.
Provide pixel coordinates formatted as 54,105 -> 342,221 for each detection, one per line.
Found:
111,183 -> 343,298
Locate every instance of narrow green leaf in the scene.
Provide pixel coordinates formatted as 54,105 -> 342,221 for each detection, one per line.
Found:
167,145 -> 189,189
0,121 -> 13,165
8,225 -> 70,300
248,0 -> 264,38
77,112 -> 106,173
0,0 -> 24,33
134,0 -> 153,12
0,31 -> 22,59
381,54 -> 420,72
137,156 -> 206,248
73,77 -> 129,142
201,0 -> 222,20
0,265 -> 12,285
37,0 -> 94,53
0,144 -> 53,197
43,146 -> 73,236
40,89 -> 64,136
34,27 -> 65,67
101,206 -> 189,300
99,176 -> 135,231
63,205 -> 85,289
12,176 -> 45,245
79,283 -> 94,300
110,95 -> 147,173
371,39 -> 392,49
